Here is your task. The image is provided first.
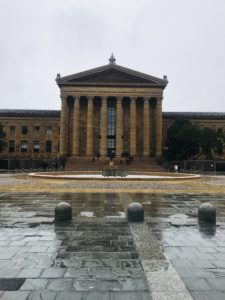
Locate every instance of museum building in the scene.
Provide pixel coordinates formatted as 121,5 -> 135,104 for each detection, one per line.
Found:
1,56 -> 225,167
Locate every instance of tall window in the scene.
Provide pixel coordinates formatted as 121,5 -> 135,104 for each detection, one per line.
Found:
107,107 -> 116,155
46,140 -> 52,152
21,140 -> 28,152
46,126 -> 52,135
9,140 -> 15,152
34,126 -> 40,135
33,141 -> 40,152
10,126 -> 15,135
21,126 -> 28,134
107,107 -> 116,136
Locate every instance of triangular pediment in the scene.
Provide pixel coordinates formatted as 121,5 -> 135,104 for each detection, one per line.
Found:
56,64 -> 168,88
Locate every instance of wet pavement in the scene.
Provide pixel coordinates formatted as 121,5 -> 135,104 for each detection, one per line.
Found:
0,181 -> 225,299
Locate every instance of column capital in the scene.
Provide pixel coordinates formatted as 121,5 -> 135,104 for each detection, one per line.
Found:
87,95 -> 94,100
116,97 -> 122,103
60,93 -> 67,101
157,97 -> 163,105
130,97 -> 137,103
73,95 -> 80,101
101,96 -> 108,102
143,97 -> 149,103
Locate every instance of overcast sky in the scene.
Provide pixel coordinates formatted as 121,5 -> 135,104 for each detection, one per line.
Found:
0,0 -> 225,112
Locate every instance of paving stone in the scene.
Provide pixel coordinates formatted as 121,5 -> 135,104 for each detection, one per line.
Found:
139,291 -> 152,300
99,279 -> 122,291
197,247 -> 218,254
0,278 -> 25,291
41,268 -> 65,278
0,253 -> 15,260
64,268 -> 89,279
55,291 -> 84,300
0,268 -> 21,278
47,279 -> 73,291
17,268 -> 43,278
175,267 -> 215,279
112,291 -> 149,300
27,291 -> 56,300
0,260 -> 15,269
9,241 -> 27,246
211,260 -> 225,268
207,278 -> 225,291
212,253 -> 225,260
145,270 -> 187,292
0,291 -> 30,300
134,278 -> 149,290
102,260 -> 121,268
190,260 -> 216,269
73,279 -> 97,291
191,291 -> 225,300
171,259 -> 193,269
118,278 -> 137,291
151,291 -> 193,300
28,247 -> 49,253
85,291 -> 111,300
20,279 -> 48,290
184,278 -> 211,291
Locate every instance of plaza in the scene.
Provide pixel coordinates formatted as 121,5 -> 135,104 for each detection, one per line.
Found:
0,173 -> 225,299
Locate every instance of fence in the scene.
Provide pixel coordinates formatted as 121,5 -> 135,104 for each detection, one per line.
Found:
168,160 -> 225,174
0,158 -> 53,170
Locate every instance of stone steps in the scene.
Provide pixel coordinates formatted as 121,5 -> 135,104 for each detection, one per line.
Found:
65,157 -> 163,172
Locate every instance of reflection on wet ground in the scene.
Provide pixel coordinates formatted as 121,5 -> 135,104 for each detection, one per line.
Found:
1,192 -> 225,227
0,192 -> 225,299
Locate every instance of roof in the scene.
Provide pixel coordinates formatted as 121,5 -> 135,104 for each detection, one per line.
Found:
56,63 -> 168,88
163,112 -> 225,120
0,109 -> 224,120
0,109 -> 60,118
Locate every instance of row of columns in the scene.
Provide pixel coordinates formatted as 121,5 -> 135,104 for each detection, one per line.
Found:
60,95 -> 163,157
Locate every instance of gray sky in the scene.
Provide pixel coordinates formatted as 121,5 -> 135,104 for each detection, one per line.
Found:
0,0 -> 225,112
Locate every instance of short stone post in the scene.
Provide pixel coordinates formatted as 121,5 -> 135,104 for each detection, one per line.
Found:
55,202 -> 72,221
127,202 -> 144,222
198,203 -> 216,223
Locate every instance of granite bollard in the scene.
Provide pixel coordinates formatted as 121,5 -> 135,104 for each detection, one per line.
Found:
127,202 -> 144,222
198,203 -> 216,223
55,202 -> 72,221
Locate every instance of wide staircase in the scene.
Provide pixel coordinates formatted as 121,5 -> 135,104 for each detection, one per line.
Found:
65,156 -> 164,172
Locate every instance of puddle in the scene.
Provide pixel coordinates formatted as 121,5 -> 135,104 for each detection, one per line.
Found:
79,211 -> 95,217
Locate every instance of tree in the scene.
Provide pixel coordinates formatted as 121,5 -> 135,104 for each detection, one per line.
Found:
0,123 -> 6,152
165,118 -> 225,161
199,127 -> 224,159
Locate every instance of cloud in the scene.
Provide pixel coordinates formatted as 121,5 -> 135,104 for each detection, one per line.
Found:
0,0 -> 225,111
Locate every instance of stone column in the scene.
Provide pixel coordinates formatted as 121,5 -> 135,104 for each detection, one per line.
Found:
156,97 -> 163,157
86,96 -> 94,156
100,96 -> 107,157
143,97 -> 150,156
60,94 -> 68,156
116,97 -> 123,157
130,97 -> 136,156
72,96 -> 80,156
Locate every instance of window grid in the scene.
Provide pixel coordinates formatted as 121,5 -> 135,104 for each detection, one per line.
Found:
21,140 -> 28,152
33,141 -> 40,152
9,140 -> 15,152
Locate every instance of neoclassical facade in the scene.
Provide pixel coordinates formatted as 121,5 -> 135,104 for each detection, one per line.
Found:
1,59 -> 225,166
56,58 -> 168,159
